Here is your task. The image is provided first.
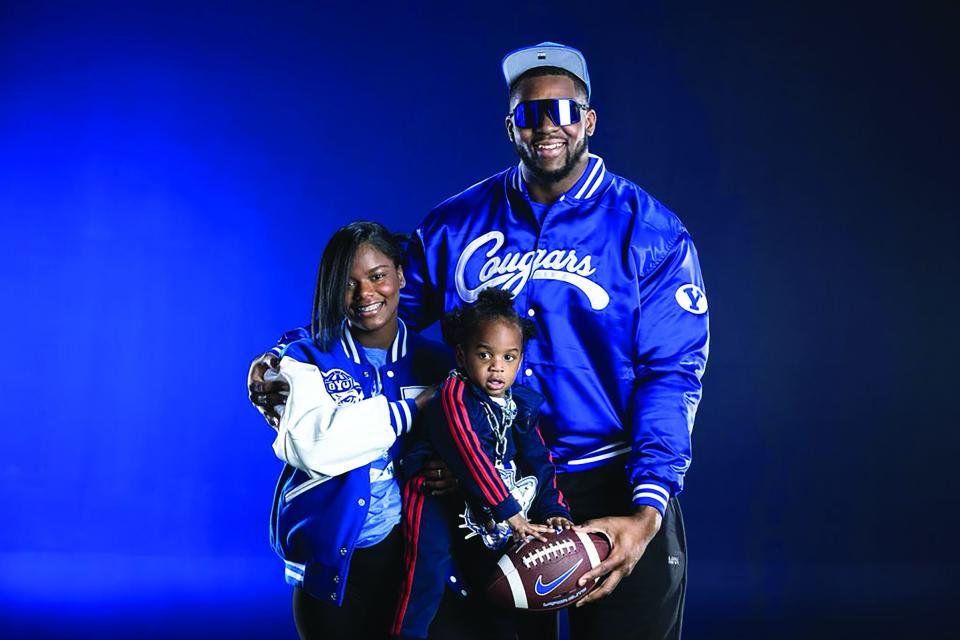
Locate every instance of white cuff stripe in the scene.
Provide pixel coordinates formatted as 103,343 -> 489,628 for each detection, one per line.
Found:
400,401 -> 413,433
634,492 -> 668,509
284,567 -> 304,583
389,403 -> 402,436
635,483 -> 669,499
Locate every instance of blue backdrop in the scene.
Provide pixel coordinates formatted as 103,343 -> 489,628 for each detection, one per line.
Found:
1,1 -> 957,638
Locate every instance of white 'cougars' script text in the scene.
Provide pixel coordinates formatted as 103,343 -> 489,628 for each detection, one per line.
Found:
454,231 -> 610,310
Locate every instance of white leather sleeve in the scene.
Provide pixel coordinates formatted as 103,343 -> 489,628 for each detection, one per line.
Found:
271,357 -> 398,477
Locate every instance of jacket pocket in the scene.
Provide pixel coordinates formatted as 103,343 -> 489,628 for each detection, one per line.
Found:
284,473 -> 332,502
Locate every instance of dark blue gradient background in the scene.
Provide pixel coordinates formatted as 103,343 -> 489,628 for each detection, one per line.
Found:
1,2 -> 956,638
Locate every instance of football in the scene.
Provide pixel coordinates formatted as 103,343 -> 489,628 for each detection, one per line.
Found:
485,529 -> 611,610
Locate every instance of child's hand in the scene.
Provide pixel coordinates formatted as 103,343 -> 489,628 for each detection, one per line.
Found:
545,516 -> 574,531
507,513 -> 553,542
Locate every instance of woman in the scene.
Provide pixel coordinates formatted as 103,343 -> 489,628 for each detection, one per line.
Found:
268,221 -> 449,639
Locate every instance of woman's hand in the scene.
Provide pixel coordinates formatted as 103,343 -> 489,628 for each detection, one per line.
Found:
418,458 -> 459,496
248,352 -> 287,427
414,384 -> 438,411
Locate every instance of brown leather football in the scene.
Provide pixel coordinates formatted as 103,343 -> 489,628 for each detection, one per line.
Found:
485,529 -> 611,610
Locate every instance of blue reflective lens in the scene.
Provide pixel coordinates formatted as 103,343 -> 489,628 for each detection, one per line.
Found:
512,99 -> 583,128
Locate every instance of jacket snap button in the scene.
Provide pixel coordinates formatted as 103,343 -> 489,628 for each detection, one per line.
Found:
340,547 -> 347,555
333,575 -> 340,583
386,370 -> 395,378
357,498 -> 366,506
330,593 -> 337,601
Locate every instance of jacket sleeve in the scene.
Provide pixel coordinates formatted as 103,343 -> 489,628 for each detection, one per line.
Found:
514,420 -> 571,523
268,325 -> 311,357
398,226 -> 443,332
272,348 -> 418,478
426,376 -> 522,522
628,232 -> 709,515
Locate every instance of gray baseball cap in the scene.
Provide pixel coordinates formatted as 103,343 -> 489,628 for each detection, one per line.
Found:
501,41 -> 591,100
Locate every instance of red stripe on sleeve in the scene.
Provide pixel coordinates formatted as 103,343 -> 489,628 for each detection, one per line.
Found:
440,378 -> 509,505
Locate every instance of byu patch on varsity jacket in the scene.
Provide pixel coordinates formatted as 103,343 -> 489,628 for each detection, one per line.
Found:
269,320 -> 449,604
400,155 -> 709,515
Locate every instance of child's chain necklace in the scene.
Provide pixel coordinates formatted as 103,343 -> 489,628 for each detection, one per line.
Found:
481,392 -> 517,463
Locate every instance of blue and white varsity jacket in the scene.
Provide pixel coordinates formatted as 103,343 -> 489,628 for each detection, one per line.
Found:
269,320 -> 449,604
400,155 -> 710,515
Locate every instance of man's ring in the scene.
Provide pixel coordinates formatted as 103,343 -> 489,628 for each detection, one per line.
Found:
436,469 -> 443,480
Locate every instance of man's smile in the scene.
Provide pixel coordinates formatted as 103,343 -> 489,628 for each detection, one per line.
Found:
534,140 -> 566,157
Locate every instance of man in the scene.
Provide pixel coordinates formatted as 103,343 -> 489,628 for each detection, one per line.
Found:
251,42 -> 709,639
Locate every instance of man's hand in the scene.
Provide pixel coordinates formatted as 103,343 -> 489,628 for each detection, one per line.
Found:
574,506 -> 663,606
418,458 -> 459,496
248,352 -> 287,428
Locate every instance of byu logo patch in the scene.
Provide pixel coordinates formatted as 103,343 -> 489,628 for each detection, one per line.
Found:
321,369 -> 363,405
675,284 -> 707,314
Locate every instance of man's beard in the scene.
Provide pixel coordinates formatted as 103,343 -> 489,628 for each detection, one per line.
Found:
516,136 -> 588,184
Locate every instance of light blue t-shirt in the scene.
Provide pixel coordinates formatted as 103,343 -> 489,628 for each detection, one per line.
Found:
354,346 -> 403,548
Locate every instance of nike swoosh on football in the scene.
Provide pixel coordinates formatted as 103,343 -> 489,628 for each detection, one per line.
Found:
534,558 -> 584,596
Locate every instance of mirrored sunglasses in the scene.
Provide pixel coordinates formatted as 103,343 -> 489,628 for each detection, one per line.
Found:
509,98 -> 589,128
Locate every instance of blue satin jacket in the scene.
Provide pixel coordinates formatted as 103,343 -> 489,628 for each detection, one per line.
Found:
400,155 -> 709,514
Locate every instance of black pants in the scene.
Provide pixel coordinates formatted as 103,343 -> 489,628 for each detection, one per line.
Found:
520,463 -> 687,640
292,526 -> 402,640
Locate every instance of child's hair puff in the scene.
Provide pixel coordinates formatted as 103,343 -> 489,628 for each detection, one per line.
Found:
440,288 -> 536,349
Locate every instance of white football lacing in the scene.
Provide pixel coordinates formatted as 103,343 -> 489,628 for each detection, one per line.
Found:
520,539 -> 577,568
